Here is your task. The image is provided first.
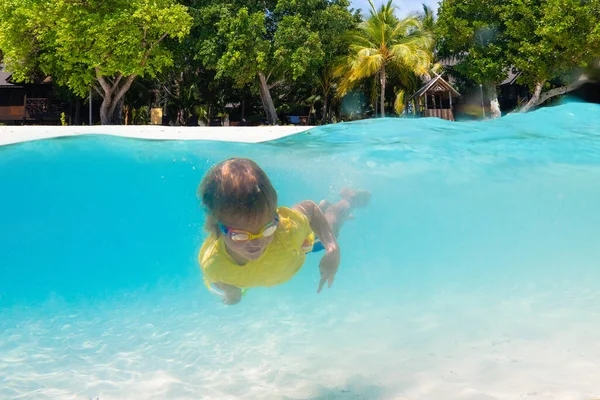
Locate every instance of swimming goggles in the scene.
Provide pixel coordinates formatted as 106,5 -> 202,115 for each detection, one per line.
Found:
219,215 -> 279,242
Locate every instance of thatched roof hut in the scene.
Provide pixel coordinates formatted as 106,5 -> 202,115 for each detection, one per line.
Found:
407,75 -> 460,121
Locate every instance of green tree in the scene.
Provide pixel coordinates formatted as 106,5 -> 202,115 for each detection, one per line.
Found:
436,0 -> 600,114
335,0 -> 433,117
276,0 -> 360,124
436,0 -> 506,117
416,4 -> 440,82
501,0 -> 600,111
419,4 -> 436,34
195,0 -> 356,125
213,6 -> 280,124
0,0 -> 192,124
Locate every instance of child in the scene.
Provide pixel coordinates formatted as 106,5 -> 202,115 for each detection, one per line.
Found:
197,157 -> 370,305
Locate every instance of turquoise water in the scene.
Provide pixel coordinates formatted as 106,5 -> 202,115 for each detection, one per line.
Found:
1,101 -> 600,399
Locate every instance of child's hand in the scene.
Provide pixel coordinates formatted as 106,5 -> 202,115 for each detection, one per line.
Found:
212,282 -> 242,305
318,247 -> 341,293
223,291 -> 242,305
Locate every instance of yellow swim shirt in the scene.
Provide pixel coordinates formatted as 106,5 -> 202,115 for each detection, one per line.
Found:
198,206 -> 315,289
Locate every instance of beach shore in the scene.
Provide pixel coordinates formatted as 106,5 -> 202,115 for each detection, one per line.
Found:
0,125 -> 313,146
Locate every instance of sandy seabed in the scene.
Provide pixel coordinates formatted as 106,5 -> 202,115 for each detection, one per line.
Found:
1,282 -> 599,400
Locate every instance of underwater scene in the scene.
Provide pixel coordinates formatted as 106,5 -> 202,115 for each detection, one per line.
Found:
1,102 -> 600,399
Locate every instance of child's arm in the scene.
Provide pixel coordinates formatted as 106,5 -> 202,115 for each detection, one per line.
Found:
292,200 -> 341,293
212,282 -> 243,305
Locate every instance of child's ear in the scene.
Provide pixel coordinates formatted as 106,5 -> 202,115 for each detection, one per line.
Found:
204,214 -> 220,236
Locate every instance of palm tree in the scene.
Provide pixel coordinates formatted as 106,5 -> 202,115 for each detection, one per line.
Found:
419,4 -> 436,35
416,4 -> 438,83
335,0 -> 433,117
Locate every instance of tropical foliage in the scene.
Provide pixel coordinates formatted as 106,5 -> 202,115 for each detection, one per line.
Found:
436,0 -> 600,112
335,0 -> 433,117
0,0 -> 192,124
191,0 -> 358,124
0,0 -> 598,124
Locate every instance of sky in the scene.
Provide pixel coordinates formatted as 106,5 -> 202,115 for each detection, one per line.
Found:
350,0 -> 439,18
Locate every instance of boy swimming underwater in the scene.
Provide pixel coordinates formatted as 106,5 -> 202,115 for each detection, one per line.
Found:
198,157 -> 370,305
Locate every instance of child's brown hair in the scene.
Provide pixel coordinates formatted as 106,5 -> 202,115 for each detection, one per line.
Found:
198,158 -> 278,234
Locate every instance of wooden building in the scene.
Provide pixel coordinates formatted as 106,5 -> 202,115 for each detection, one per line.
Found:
0,71 -> 61,124
406,74 -> 460,121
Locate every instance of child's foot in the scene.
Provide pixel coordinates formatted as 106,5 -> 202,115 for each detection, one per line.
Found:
340,187 -> 371,208
318,200 -> 331,213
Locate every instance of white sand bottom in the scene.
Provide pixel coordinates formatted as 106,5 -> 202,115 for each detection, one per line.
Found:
2,282 -> 599,400
0,125 -> 313,146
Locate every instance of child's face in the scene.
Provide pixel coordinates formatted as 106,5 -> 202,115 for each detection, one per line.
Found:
219,211 -> 276,261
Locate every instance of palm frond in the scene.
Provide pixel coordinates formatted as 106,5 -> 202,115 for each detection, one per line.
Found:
394,89 -> 406,114
334,3 -> 435,103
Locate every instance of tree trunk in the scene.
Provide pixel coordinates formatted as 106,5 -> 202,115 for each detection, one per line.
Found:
322,94 -> 328,125
99,100 -> 110,125
99,90 -> 129,124
257,71 -> 278,125
74,98 -> 81,125
521,76 -> 589,112
320,74 -> 331,125
380,66 -> 386,118
489,85 -> 501,119
109,98 -> 124,124
520,81 -> 545,113
96,70 -> 137,125
176,109 -> 184,126
372,72 -> 379,117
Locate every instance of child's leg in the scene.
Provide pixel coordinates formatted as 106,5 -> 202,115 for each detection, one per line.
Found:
319,188 -> 370,238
